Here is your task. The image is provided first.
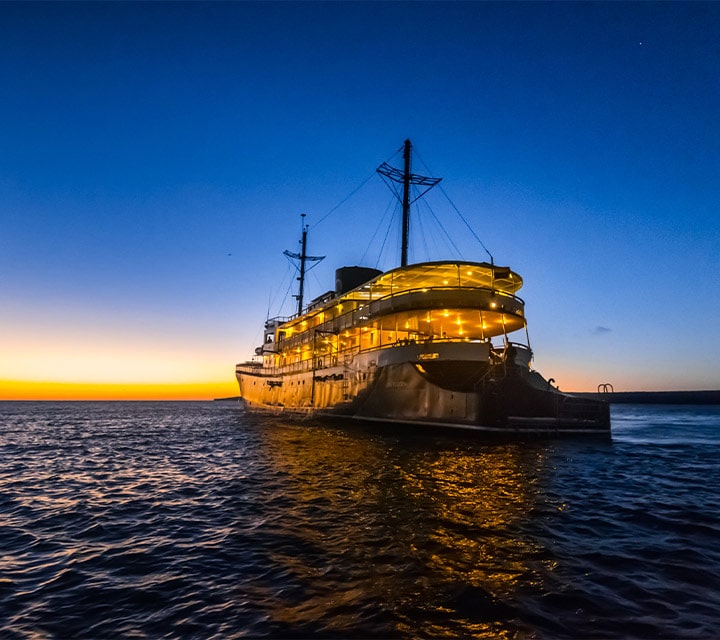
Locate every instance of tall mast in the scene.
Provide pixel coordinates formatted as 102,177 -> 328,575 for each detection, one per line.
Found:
401,139 -> 412,267
284,214 -> 324,317
377,139 -> 442,268
297,215 -> 308,316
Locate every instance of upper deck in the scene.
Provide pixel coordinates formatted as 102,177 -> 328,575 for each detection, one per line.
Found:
285,259 -> 519,316
258,261 -> 526,356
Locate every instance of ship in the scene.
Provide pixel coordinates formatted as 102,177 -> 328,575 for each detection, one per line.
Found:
235,140 -> 610,435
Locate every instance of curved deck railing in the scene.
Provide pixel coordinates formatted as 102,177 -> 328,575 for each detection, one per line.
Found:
279,285 -> 524,346
236,336 -> 531,379
238,285 -> 528,378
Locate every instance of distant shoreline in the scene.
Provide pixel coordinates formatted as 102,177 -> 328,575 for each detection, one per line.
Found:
215,391 -> 720,405
571,390 -> 720,405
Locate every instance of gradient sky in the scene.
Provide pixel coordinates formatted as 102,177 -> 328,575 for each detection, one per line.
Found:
2,1 -> 719,399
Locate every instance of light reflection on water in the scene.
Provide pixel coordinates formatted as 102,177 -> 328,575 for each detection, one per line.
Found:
252,420 -> 550,638
1,402 -> 719,638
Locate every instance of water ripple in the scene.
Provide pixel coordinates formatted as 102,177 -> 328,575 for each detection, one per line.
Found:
1,401 -> 719,638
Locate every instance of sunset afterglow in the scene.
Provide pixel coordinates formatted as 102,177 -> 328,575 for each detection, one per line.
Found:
1,2 -> 719,400
1,380 -> 238,401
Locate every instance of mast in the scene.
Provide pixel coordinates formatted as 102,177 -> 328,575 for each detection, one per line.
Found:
284,214 -> 324,317
297,215 -> 308,316
401,139 -> 411,267
377,140 -> 442,267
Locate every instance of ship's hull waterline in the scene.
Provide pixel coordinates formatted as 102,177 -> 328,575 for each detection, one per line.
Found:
236,342 -> 610,436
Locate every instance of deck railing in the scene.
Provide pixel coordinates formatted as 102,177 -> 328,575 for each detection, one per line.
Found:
276,285 -> 524,350
235,335 -> 531,378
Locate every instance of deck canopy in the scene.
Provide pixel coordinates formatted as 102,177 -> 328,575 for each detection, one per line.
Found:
340,261 -> 523,302
277,260 -> 526,344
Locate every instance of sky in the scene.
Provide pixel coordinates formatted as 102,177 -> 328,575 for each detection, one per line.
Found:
1,1 -> 719,399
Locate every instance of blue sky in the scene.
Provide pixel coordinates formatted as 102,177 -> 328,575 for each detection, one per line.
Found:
1,1 -> 719,396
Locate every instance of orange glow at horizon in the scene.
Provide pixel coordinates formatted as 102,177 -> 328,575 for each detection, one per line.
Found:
0,379 -> 240,401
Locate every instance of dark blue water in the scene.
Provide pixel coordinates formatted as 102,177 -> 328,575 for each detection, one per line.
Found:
1,402 -> 718,639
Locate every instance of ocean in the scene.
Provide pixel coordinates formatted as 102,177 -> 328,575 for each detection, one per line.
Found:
1,401 -> 718,639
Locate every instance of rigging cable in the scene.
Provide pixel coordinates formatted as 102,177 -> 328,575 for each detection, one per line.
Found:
309,269 -> 326,298
414,186 -> 431,262
375,203 -> 400,270
420,197 -> 450,259
414,148 -> 494,263
438,184 -> 493,263
359,196 -> 397,265
313,171 -> 376,228
270,260 -> 297,318
420,196 -> 464,259
314,145 -> 404,229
